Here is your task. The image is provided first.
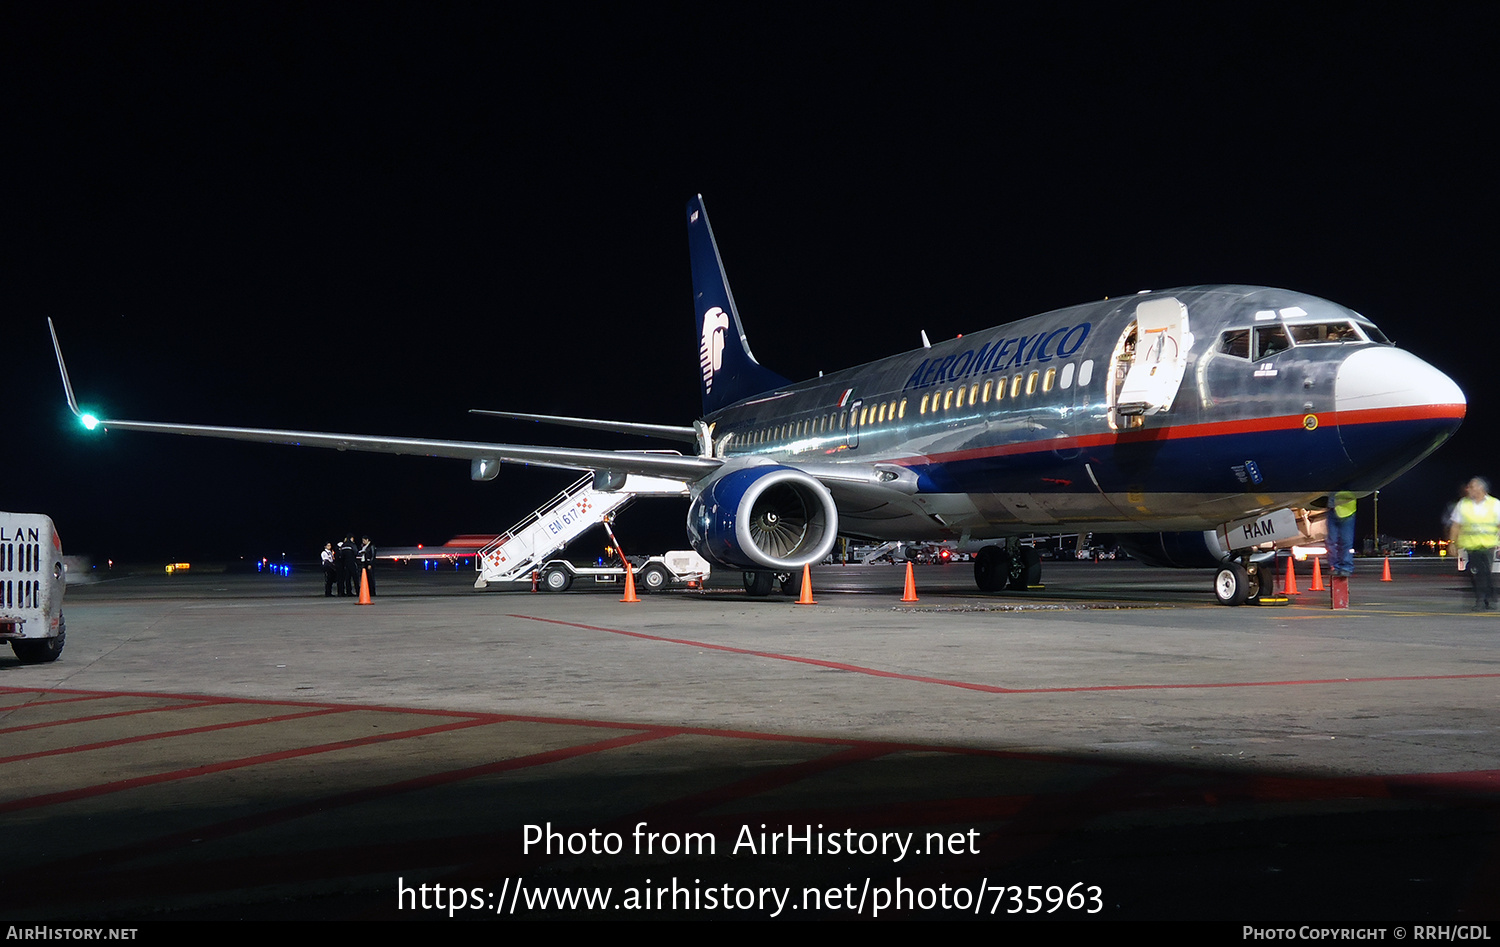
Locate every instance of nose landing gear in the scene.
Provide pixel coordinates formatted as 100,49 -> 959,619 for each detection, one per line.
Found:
1214,557 -> 1287,606
1214,560 -> 1258,606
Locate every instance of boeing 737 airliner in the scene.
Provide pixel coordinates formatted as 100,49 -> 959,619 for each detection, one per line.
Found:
49,196 -> 1466,604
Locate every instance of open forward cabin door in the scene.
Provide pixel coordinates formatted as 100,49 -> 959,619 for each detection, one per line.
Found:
1113,296 -> 1194,420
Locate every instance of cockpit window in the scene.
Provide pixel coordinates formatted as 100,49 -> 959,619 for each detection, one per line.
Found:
1255,325 -> 1290,359
1287,321 -> 1362,345
1358,322 -> 1391,344
1217,329 -> 1250,358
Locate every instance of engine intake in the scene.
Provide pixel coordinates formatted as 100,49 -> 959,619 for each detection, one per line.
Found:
687,466 -> 839,570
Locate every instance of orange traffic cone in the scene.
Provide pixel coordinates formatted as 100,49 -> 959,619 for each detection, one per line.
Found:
620,564 -> 639,602
795,564 -> 817,605
1382,557 -> 1392,582
1283,555 -> 1300,595
901,562 -> 919,603
1309,557 -> 1325,592
358,569 -> 372,604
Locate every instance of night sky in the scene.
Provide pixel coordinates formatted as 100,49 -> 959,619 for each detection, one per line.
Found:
9,4 -> 1495,563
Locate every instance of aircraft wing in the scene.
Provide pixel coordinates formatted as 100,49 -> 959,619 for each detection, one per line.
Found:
79,419 -> 723,480
468,409 -> 699,443
49,321 -> 721,483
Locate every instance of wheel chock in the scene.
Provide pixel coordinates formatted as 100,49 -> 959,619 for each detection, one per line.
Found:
1331,575 -> 1350,609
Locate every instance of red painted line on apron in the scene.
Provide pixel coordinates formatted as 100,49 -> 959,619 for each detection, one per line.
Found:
0,685 -> 236,702
0,707 -> 347,764
0,699 -> 231,735
0,717 -> 497,814
0,690 -> 133,708
1386,769 -> 1500,792
1000,672 -> 1500,694
511,613 -> 1030,691
8,686 -> 1500,910
0,685 -> 504,719
514,614 -> 1500,695
29,727 -> 677,881
0,686 -> 885,748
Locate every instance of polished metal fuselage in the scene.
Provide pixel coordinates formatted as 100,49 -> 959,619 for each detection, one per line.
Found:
706,285 -> 1464,542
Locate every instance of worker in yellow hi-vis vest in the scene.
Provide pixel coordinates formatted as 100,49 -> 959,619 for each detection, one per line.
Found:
1449,478 -> 1500,610
1328,491 -> 1357,578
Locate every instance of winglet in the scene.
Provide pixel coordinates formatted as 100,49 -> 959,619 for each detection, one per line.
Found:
47,318 -> 82,417
48,319 -> 101,430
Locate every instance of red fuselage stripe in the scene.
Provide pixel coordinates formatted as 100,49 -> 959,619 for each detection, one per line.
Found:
891,403 -> 1466,467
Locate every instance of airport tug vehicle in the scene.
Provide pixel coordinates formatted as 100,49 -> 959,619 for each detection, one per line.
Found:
0,512 -> 66,663
536,549 -> 712,593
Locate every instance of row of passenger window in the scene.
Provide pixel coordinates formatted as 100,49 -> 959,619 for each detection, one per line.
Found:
737,406 -> 863,448
731,358 -> 1096,451
918,359 -> 1095,415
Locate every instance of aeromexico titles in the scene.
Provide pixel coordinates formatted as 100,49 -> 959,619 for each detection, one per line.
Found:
50,195 -> 1465,604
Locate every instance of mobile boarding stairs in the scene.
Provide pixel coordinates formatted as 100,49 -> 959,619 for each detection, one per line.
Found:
473,472 -> 689,588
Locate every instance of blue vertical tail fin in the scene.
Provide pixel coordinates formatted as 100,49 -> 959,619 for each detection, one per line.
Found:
687,195 -> 790,416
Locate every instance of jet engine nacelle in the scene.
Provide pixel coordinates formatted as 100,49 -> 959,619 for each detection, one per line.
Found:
1116,530 -> 1230,569
687,465 -> 839,571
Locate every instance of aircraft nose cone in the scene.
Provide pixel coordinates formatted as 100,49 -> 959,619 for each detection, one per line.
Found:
1334,347 -> 1465,415
1334,347 -> 1465,486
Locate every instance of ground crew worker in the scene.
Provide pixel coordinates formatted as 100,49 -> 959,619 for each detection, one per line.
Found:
321,542 -> 337,597
1328,491 -> 1357,577
358,535 -> 376,597
337,534 -> 357,596
1449,478 -> 1500,610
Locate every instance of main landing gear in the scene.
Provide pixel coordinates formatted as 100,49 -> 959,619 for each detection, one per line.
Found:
974,542 -> 1042,593
739,570 -> 810,597
743,571 -> 777,596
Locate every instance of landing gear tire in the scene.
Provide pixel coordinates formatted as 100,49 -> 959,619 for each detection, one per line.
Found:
743,571 -> 775,597
542,567 -> 573,592
638,564 -> 669,593
974,546 -> 1010,593
1009,547 -> 1042,591
1214,562 -> 1251,606
780,569 -> 802,597
11,630 -> 65,664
